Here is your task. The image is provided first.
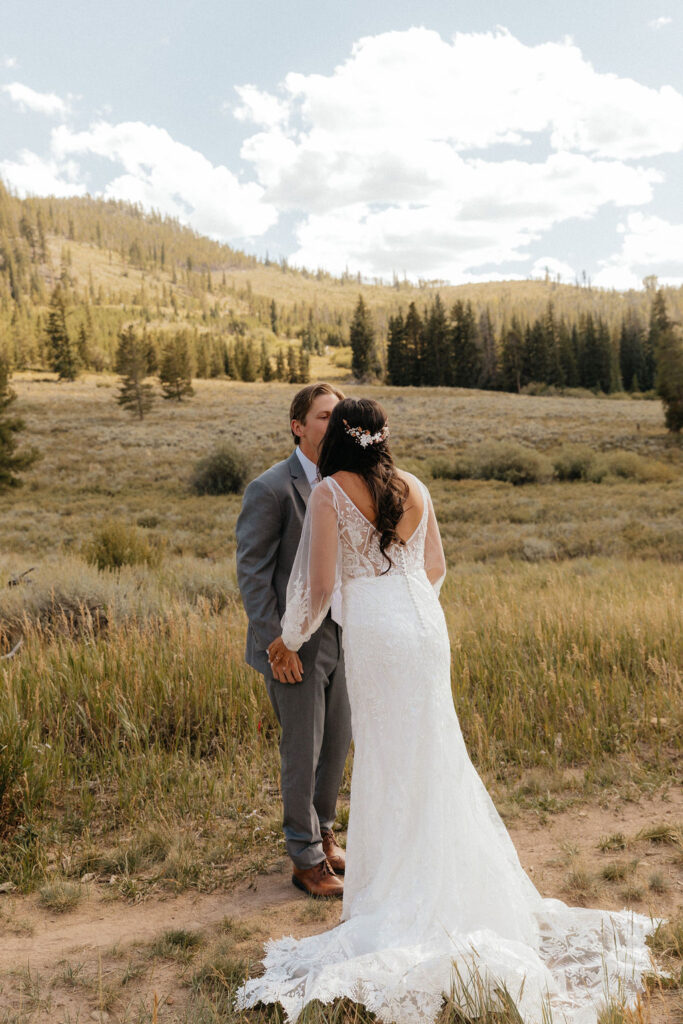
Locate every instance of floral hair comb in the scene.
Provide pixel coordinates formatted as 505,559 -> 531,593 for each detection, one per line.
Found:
342,419 -> 389,448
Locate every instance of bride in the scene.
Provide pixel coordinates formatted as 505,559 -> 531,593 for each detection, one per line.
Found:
236,397 -> 659,1024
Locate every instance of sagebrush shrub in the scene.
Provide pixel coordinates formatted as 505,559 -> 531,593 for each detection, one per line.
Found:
603,451 -> 674,483
553,446 -> 605,482
190,444 -> 249,495
432,443 -> 552,485
83,520 -> 163,571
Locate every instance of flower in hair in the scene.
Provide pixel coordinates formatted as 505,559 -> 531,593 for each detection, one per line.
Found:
343,418 -> 389,448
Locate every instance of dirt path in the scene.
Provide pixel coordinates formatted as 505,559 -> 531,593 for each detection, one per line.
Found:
1,786 -> 681,1022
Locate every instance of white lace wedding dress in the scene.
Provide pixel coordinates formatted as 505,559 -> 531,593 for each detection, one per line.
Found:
236,473 -> 659,1024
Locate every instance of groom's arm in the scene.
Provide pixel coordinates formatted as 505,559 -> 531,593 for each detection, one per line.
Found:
235,477 -> 283,651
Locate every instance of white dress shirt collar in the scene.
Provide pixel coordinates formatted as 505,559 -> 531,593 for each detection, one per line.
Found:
295,446 -> 319,486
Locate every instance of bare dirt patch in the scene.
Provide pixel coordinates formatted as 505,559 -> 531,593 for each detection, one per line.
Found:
1,785 -> 680,1023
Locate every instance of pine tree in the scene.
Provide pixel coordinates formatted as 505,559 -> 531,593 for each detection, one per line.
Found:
500,317 -> 525,393
452,301 -> 481,388
350,296 -> 376,379
260,339 -> 273,381
286,345 -> 298,383
386,312 -> 408,386
45,286 -> 77,380
0,356 -> 40,489
422,296 -> 449,386
116,325 -> 155,419
270,299 -> 279,336
619,312 -> 646,391
477,308 -> 499,390
159,332 -> 194,401
578,314 -> 600,390
298,348 -> 310,383
558,321 -> 579,388
595,318 -> 613,393
275,347 -> 287,381
404,302 -> 423,385
543,302 -> 564,387
651,291 -> 683,432
524,318 -> 549,385
76,322 -> 90,368
646,290 -> 669,393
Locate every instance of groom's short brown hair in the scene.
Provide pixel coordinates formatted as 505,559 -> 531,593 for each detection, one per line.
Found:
290,382 -> 345,445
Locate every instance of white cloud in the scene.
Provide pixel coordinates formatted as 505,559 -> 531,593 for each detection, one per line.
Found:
2,81 -> 69,117
3,56 -> 18,69
285,149 -> 657,282
0,149 -> 86,197
615,212 -> 683,267
649,16 -> 673,29
232,27 -> 681,281
233,85 -> 290,129
594,213 -> 683,289
242,29 -> 683,162
52,120 -> 278,239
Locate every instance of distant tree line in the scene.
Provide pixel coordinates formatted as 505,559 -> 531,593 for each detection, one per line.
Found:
343,291 -> 681,429
356,292 -> 676,398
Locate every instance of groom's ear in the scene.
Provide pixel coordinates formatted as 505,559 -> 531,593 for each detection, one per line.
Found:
291,418 -> 304,441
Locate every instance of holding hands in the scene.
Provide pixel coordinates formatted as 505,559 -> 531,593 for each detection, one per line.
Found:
268,636 -> 303,684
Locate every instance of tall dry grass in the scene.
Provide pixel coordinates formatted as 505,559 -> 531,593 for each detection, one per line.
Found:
1,557 -> 679,891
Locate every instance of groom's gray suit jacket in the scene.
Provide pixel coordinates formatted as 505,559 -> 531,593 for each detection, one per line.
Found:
235,449 -> 351,870
236,449 -> 326,676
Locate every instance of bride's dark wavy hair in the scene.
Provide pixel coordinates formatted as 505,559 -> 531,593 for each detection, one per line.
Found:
317,398 -> 408,570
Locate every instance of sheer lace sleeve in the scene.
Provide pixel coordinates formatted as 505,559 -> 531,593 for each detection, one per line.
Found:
281,480 -> 341,652
422,482 -> 446,596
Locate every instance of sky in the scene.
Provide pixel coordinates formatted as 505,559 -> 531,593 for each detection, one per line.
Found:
1,0 -> 682,289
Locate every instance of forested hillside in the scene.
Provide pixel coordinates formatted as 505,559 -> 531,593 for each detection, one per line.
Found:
1,179 -> 682,396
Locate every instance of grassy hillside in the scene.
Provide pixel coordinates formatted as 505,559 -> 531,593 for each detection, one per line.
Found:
2,181 -> 683,383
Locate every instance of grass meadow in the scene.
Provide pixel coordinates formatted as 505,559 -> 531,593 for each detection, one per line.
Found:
0,372 -> 681,1023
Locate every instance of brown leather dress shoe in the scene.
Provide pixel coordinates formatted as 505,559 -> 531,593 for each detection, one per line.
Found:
292,858 -> 344,899
321,828 -> 346,875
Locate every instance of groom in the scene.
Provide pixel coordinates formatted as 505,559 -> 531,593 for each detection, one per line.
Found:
235,382 -> 351,898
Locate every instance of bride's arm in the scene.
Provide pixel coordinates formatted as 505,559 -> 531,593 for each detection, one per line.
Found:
281,481 -> 340,652
423,485 -> 446,596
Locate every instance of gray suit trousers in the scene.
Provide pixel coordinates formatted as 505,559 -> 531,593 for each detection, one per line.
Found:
264,615 -> 351,870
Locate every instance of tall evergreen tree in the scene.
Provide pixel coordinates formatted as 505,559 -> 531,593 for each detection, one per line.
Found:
76,322 -> 90,369
275,347 -> 286,381
595,318 -> 614,393
524,318 -> 549,385
298,347 -> 311,383
270,299 -> 279,336
477,308 -> 499,390
115,325 -> 155,419
422,295 -> 449,386
647,290 -> 670,393
558,321 -> 579,388
286,344 -> 298,383
159,332 -> 194,401
619,311 -> 646,391
45,285 -> 77,380
578,314 -> 600,390
260,339 -> 273,381
543,302 -> 564,387
500,317 -> 525,393
404,302 -> 423,385
350,296 -> 376,379
651,291 -> 683,432
386,312 -> 408,386
451,301 -> 481,388
0,357 -> 40,489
